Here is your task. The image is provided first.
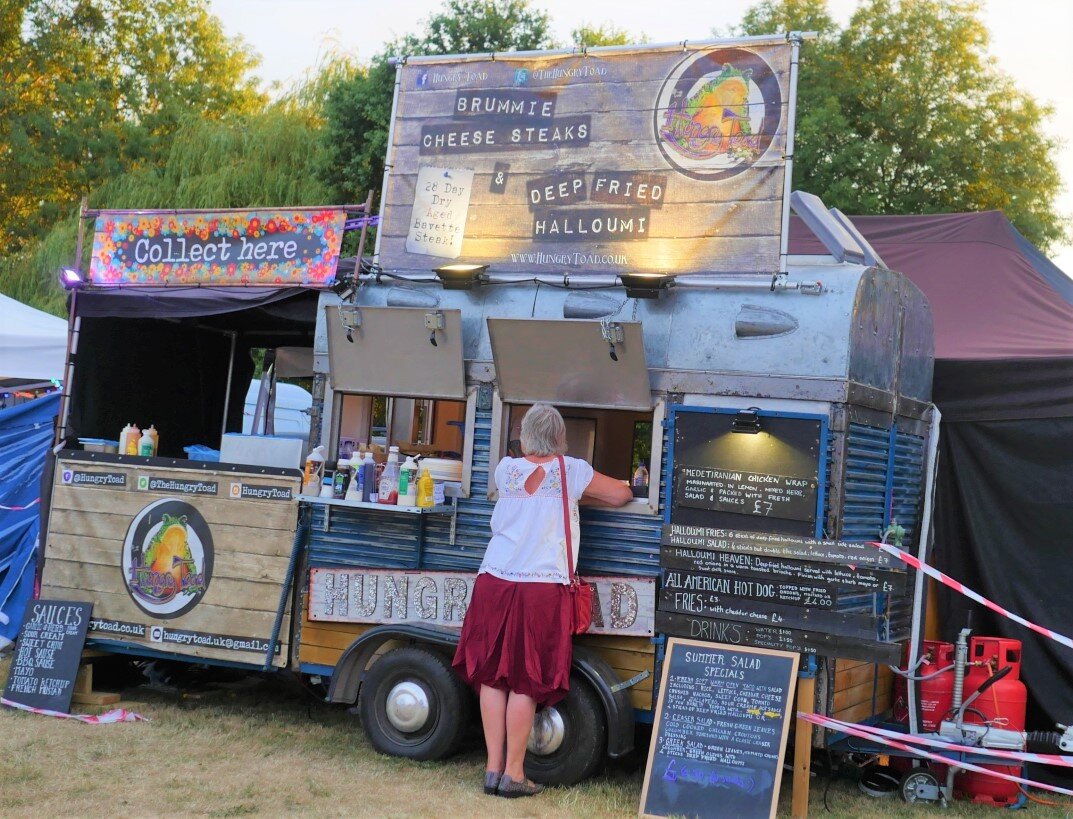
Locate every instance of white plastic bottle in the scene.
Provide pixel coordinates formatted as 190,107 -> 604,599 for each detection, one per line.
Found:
344,454 -> 364,501
398,455 -> 418,507
138,428 -> 154,456
303,445 -> 326,493
378,446 -> 401,504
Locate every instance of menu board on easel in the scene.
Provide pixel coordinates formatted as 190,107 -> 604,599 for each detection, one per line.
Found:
639,638 -> 798,818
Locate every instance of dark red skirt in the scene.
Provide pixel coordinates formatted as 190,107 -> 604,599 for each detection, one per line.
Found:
452,572 -> 573,706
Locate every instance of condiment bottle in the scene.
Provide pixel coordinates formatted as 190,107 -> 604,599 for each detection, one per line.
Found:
398,455 -> 418,507
138,428 -> 154,456
416,468 -> 435,508
333,458 -> 350,499
345,455 -> 364,502
319,475 -> 334,498
361,451 -> 376,503
125,423 -> 141,455
119,423 -> 138,455
303,445 -> 326,493
377,446 -> 400,505
146,424 -> 159,456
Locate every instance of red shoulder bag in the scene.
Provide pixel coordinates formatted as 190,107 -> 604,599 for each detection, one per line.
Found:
558,455 -> 593,634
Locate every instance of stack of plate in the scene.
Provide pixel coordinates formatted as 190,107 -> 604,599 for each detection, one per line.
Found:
419,457 -> 463,482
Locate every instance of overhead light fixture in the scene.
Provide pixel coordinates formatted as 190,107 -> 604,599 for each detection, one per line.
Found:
731,407 -> 762,434
619,272 -> 674,299
434,263 -> 488,290
58,268 -> 83,289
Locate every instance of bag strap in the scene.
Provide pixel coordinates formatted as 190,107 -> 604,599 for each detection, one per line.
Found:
557,455 -> 577,585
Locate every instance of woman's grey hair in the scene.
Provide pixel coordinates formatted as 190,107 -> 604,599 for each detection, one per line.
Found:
520,403 -> 567,456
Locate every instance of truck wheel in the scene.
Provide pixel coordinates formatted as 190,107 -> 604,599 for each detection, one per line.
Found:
524,673 -> 606,786
358,646 -> 470,761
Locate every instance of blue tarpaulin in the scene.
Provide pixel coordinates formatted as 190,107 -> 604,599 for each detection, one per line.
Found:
0,392 -> 59,643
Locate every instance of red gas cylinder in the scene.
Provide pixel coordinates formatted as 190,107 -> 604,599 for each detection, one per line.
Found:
955,637 -> 1028,806
893,640 -> 955,731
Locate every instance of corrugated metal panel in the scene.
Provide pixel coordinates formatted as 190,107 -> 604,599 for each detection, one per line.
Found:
887,430 -> 926,641
307,404 -> 662,576
841,423 -> 890,542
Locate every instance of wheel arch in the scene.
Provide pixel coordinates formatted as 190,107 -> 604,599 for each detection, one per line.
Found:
326,627 -> 635,758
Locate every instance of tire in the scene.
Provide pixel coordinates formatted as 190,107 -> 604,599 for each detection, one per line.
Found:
358,646 -> 471,761
524,673 -> 606,786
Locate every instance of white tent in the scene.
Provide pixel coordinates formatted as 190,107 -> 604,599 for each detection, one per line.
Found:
0,293 -> 67,381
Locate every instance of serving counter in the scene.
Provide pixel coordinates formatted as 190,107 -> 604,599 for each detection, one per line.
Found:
41,450 -> 303,668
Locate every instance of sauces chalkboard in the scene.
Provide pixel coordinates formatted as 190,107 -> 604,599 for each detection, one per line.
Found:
640,639 -> 799,819
3,599 -> 92,712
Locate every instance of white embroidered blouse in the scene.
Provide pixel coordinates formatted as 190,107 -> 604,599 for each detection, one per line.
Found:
479,456 -> 595,584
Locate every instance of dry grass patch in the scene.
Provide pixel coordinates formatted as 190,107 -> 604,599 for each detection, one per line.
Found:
0,654 -> 1069,817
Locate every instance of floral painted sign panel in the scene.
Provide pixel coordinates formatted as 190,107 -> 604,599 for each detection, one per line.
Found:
88,208 -> 347,286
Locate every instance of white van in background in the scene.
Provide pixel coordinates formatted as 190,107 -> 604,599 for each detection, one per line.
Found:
242,380 -> 312,441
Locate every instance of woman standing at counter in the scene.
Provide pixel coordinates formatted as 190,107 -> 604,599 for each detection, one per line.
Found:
452,403 -> 633,798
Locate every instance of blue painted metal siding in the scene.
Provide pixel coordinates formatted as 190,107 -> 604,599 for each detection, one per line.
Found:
306,405 -> 662,576
841,423 -> 891,542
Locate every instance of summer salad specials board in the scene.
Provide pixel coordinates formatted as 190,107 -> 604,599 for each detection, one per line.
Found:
640,639 -> 798,819
378,40 -> 794,276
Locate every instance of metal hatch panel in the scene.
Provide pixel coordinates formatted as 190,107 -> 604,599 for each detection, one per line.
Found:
487,318 -> 652,411
325,305 -> 465,399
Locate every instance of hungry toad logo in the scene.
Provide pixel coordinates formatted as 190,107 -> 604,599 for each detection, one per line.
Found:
121,498 -> 213,618
654,47 -> 783,181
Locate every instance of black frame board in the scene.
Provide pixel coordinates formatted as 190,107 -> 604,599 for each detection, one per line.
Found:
671,410 -> 821,537
656,611 -> 902,665
639,638 -> 798,819
662,525 -> 900,570
3,599 -> 92,713
660,544 -> 907,594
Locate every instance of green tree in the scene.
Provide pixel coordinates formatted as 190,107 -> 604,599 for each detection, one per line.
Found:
570,22 -> 646,48
740,0 -> 1066,249
321,0 -> 555,206
0,0 -> 264,251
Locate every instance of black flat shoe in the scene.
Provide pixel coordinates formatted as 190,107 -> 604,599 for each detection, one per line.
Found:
496,774 -> 545,798
483,771 -> 502,795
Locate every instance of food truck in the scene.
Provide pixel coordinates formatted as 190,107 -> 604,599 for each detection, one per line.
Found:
38,35 -> 938,787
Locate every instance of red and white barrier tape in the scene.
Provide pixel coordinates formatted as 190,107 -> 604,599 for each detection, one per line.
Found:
798,711 -> 1073,797
0,498 -> 40,511
816,713 -> 1073,769
870,540 -> 1073,652
1,697 -> 146,723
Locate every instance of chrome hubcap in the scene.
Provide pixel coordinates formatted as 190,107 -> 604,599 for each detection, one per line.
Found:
527,706 -> 565,755
385,681 -> 430,733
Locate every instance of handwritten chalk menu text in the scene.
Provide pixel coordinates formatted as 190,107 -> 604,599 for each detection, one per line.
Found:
378,42 -> 794,275
3,600 -> 92,712
677,465 -> 818,523
406,167 -> 475,259
640,639 -> 798,819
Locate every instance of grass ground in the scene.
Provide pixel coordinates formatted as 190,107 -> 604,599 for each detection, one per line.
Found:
1,654 -> 1070,818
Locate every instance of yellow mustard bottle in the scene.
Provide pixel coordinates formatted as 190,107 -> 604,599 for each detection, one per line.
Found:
417,467 -> 435,508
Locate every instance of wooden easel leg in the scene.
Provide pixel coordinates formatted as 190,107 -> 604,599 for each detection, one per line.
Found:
792,656 -> 818,819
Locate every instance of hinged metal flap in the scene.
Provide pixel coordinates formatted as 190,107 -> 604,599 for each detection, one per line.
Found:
487,318 -> 651,410
326,306 -> 465,399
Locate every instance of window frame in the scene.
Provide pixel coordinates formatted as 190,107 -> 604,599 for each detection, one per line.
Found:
488,390 -> 665,515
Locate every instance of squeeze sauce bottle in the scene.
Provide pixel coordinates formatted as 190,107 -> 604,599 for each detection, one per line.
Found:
378,446 -> 400,505
398,456 -> 418,507
417,468 -> 435,509
303,445 -> 326,493
125,424 -> 141,455
138,428 -> 154,456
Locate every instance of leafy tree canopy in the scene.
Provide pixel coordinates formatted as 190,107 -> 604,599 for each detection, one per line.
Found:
0,0 -> 264,250
739,0 -> 1066,249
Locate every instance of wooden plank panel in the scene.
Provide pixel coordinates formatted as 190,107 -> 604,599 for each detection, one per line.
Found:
297,643 -> 345,667
832,680 -> 878,712
299,623 -> 371,651
832,693 -> 891,725
47,535 -> 292,583
576,634 -> 655,653
42,559 -> 286,615
835,663 -> 878,691
630,687 -> 654,711
51,484 -> 298,531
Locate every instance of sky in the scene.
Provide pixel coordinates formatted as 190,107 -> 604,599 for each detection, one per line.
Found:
209,0 -> 1073,274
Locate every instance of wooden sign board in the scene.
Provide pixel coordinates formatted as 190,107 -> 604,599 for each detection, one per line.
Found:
379,42 -> 793,276
3,600 -> 92,713
640,638 -> 798,819
42,453 -> 301,668
309,568 -> 656,638
656,610 -> 902,665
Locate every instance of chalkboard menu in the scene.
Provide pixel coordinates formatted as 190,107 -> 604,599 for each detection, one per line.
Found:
640,639 -> 799,819
671,410 -> 822,537
3,599 -> 92,712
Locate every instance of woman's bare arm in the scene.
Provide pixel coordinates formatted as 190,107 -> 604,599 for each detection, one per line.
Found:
581,470 -> 634,507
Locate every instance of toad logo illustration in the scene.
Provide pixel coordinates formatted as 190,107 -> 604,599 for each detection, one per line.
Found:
121,498 -> 213,618
654,47 -> 783,181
